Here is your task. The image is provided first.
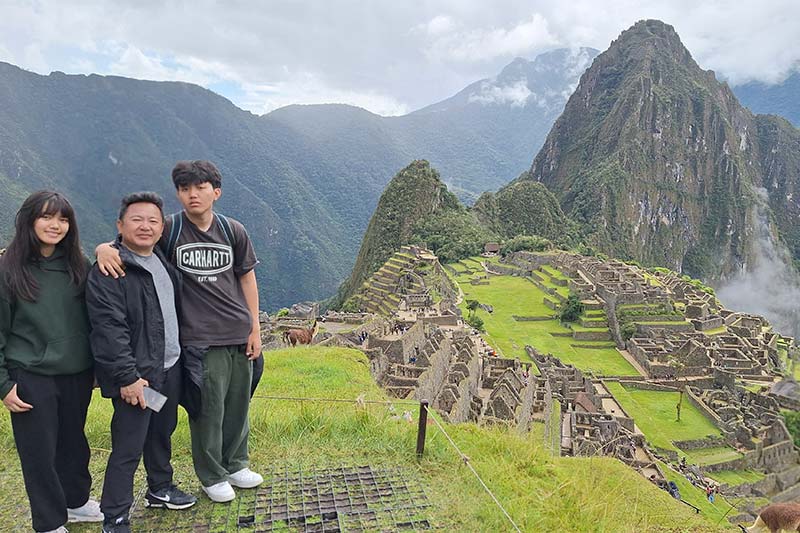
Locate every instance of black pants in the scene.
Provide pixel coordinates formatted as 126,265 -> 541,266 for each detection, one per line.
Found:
9,368 -> 93,532
101,363 -> 181,520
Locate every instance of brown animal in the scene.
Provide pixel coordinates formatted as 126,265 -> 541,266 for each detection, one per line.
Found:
739,502 -> 800,533
283,320 -> 317,347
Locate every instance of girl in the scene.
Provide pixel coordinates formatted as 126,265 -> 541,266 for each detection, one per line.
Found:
0,191 -> 102,532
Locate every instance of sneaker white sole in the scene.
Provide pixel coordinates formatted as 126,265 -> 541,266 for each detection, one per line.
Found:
228,477 -> 263,489
145,498 -> 197,510
201,487 -> 235,503
67,512 -> 104,523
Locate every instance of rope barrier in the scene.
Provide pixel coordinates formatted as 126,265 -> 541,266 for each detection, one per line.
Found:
251,393 -> 522,531
250,394 -> 419,406
424,407 -> 523,533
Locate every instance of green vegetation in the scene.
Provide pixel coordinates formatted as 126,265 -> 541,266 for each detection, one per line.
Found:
784,410 -> 800,448
466,315 -> 485,331
472,179 -> 578,247
605,382 -> 722,451
499,234 -> 553,254
682,447 -> 742,466
708,469 -> 765,487
558,294 -> 584,323
0,347 -> 722,531
657,460 -> 733,522
276,307 -> 290,317
449,263 -> 637,376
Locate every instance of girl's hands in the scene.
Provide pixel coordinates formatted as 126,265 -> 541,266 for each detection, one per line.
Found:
2,384 -> 33,413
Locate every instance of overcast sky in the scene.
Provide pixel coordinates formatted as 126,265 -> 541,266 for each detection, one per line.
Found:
1,1 -> 797,116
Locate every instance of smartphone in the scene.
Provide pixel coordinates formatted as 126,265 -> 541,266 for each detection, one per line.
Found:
142,386 -> 168,413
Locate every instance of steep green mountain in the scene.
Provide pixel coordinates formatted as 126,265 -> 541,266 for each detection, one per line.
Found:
524,19 -> 800,281
472,177 -> 577,245
0,63 -> 354,309
734,71 -> 800,127
334,160 -> 493,306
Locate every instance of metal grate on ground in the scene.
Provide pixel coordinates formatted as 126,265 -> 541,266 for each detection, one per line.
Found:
129,464 -> 434,532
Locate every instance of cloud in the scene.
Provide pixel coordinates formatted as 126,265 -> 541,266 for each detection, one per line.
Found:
468,80 -> 532,106
423,13 -> 558,63
0,1 -> 798,115
716,188 -> 800,338
241,72 -> 410,116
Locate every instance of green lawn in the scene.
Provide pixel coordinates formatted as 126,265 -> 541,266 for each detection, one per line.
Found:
605,383 -> 723,451
452,267 -> 638,376
540,265 -> 568,281
708,469 -> 765,487
683,447 -> 742,466
0,347 -> 722,532
702,326 -> 727,336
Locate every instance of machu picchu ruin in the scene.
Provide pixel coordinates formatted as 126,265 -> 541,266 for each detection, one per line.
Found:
278,245 -> 800,525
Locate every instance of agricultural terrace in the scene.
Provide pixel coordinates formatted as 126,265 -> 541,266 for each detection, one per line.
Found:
448,257 -> 638,376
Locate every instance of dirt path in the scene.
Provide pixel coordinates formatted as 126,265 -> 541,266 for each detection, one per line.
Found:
619,349 -> 648,377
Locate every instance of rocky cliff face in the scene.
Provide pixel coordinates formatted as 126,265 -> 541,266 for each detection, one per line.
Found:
525,19 -> 800,282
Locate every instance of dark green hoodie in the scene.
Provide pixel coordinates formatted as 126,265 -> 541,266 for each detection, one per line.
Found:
0,250 -> 93,399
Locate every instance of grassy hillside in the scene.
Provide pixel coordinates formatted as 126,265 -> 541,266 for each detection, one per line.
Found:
0,347 -> 724,531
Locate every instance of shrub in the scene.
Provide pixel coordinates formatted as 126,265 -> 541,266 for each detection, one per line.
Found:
500,235 -> 552,255
276,308 -> 290,317
559,294 -> 584,323
466,315 -> 485,331
621,322 -> 637,341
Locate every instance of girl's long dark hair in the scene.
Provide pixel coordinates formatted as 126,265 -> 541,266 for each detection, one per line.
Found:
1,191 -> 87,301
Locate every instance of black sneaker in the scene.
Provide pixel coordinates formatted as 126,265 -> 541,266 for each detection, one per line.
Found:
145,484 -> 198,510
102,516 -> 131,533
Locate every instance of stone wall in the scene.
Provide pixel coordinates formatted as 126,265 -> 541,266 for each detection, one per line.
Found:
414,339 -> 452,404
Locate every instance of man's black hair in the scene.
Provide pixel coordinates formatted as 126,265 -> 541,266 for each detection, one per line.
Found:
171,160 -> 223,189
118,191 -> 164,220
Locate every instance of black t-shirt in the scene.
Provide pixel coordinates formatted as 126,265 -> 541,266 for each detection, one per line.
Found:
160,211 -> 258,346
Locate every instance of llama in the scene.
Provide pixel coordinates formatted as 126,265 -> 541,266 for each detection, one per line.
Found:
282,319 -> 317,347
739,502 -> 800,533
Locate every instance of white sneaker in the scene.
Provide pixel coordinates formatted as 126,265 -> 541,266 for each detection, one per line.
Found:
228,468 -> 263,488
67,498 -> 103,522
38,526 -> 68,533
202,481 -> 236,502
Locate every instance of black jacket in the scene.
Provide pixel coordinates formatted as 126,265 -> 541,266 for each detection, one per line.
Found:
86,245 -> 182,398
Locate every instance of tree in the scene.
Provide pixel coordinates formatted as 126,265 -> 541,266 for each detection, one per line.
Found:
276,308 -> 290,317
669,358 -> 686,422
466,315 -> 484,331
466,299 -> 480,318
621,322 -> 637,341
559,294 -> 584,323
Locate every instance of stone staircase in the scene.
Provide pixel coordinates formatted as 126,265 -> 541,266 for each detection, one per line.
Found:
355,247 -> 424,317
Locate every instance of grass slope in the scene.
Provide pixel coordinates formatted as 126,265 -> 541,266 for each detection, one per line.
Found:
0,347 -> 722,531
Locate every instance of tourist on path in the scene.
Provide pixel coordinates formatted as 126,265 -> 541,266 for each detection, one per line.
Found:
87,193 -> 196,533
0,191 -> 103,533
96,161 -> 263,503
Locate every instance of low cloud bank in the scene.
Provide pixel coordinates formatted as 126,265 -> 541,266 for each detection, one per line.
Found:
716,188 -> 800,339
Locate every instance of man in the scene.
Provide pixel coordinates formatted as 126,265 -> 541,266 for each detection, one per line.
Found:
87,193 -> 196,533
97,161 -> 263,503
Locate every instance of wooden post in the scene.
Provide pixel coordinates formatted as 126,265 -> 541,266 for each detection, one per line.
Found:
416,400 -> 429,458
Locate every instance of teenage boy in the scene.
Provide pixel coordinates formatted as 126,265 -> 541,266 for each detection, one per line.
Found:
87,193 -> 196,533
96,161 -> 263,503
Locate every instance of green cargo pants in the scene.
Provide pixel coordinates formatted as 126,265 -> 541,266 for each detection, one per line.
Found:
189,345 -> 253,486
